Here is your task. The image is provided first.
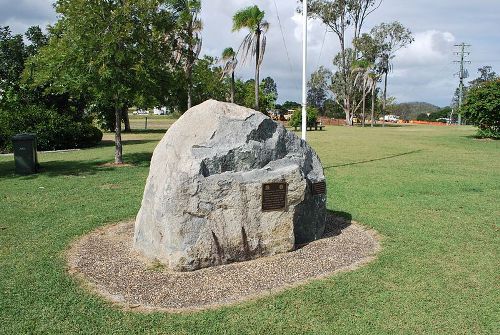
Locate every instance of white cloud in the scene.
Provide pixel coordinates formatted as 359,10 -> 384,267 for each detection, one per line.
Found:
396,30 -> 456,66
0,0 -> 55,33
2,0 -> 499,106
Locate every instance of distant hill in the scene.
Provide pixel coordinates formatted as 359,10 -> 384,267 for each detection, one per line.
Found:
388,102 -> 441,120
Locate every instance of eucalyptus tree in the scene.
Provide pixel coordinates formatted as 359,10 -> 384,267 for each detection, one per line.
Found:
307,66 -> 332,114
370,21 -> 413,116
29,0 -> 177,164
221,47 -> 237,103
232,5 -> 269,111
261,76 -> 278,110
303,0 -> 382,125
469,66 -> 498,87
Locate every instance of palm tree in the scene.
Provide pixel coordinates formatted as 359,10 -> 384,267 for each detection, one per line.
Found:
368,71 -> 381,127
379,52 -> 391,126
221,47 -> 238,103
352,60 -> 373,127
371,22 -> 414,124
171,0 -> 203,110
232,5 -> 269,111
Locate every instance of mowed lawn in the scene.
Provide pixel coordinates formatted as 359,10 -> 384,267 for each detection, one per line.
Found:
0,122 -> 498,334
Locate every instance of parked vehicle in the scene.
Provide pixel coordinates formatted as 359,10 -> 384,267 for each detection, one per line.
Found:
382,115 -> 400,122
153,107 -> 168,115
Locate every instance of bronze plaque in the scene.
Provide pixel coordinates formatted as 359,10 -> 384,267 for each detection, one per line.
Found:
262,182 -> 287,211
311,181 -> 326,195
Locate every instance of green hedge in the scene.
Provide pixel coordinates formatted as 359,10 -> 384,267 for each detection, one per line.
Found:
0,105 -> 102,153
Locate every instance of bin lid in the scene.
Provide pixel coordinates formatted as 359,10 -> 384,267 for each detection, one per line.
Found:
12,133 -> 37,141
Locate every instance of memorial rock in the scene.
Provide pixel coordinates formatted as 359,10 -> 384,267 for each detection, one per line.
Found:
134,100 -> 326,271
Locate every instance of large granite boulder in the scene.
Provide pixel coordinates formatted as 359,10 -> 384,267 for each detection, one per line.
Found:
134,100 -> 326,271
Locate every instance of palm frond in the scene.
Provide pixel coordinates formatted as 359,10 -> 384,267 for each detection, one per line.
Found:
232,5 -> 265,32
221,47 -> 235,60
260,21 -> 270,33
258,35 -> 266,67
237,32 -> 256,65
193,37 -> 202,58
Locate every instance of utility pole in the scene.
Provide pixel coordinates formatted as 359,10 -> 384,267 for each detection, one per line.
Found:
453,43 -> 471,125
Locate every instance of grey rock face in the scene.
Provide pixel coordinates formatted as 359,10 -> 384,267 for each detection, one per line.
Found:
134,100 -> 326,271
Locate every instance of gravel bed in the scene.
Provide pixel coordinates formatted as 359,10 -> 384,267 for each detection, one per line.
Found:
67,214 -> 380,312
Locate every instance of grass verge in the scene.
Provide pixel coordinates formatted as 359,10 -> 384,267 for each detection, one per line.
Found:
0,124 -> 498,334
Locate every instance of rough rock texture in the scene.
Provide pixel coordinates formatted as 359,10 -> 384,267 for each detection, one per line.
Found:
134,100 -> 326,271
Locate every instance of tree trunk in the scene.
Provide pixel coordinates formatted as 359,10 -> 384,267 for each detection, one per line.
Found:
362,83 -> 366,127
122,108 -> 131,132
371,84 -> 376,127
362,99 -> 365,127
344,98 -> 350,126
186,18 -> 193,111
382,71 -> 388,127
231,71 -> 235,103
114,106 -> 123,164
254,30 -> 261,111
187,63 -> 193,110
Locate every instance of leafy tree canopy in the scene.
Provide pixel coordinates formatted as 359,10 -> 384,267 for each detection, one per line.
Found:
307,66 -> 332,114
26,0 -> 180,163
191,55 -> 226,105
282,101 -> 301,110
469,66 -> 498,88
462,79 -> 500,139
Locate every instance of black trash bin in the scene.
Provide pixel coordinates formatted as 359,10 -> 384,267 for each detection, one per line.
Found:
12,133 -> 39,175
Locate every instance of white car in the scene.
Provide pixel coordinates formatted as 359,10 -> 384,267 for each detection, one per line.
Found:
383,115 -> 399,122
153,107 -> 168,115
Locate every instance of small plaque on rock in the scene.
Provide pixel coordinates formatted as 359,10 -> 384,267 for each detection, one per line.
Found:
262,182 -> 287,211
311,181 -> 326,195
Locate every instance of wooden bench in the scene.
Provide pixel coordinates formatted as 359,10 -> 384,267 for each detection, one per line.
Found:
294,122 -> 325,131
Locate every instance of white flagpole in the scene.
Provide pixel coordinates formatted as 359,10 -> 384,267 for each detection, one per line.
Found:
301,0 -> 308,141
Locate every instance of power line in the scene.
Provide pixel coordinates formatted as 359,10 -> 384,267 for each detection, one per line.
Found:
315,27 -> 328,70
453,43 -> 471,125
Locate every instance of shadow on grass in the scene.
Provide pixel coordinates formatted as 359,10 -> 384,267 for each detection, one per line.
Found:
324,149 -> 423,169
0,152 -> 153,179
463,135 -> 499,141
98,139 -> 160,148
322,210 -> 352,238
354,123 -> 406,128
129,129 -> 169,134
295,210 -> 352,250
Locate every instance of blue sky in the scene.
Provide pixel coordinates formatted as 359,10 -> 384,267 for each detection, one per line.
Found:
2,0 -> 499,107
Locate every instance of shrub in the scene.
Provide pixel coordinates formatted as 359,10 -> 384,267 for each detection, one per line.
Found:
0,105 -> 102,153
289,107 -> 319,128
416,113 -> 429,121
476,128 -> 500,140
462,79 -> 500,139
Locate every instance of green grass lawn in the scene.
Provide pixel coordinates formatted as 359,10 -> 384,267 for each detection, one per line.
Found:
128,114 -> 178,130
0,123 -> 498,334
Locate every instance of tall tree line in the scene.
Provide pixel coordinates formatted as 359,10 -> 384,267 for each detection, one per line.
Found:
1,1 -> 277,162
303,0 -> 413,126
